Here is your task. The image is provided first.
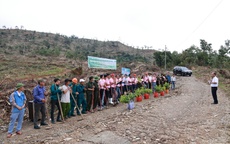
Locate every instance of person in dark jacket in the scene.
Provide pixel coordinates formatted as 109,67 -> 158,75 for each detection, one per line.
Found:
7,83 -> 26,138
86,76 -> 95,112
76,79 -> 87,115
33,79 -> 48,129
69,78 -> 78,117
50,78 -> 62,124
93,76 -> 100,111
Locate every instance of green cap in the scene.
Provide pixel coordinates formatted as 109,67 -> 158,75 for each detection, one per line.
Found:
16,83 -> 24,89
94,76 -> 100,81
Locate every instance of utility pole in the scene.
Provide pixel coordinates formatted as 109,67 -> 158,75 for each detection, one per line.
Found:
165,45 -> 167,70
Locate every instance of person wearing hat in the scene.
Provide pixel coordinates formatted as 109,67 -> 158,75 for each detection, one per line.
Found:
7,83 -> 26,138
33,79 -> 48,129
69,78 -> 79,117
50,78 -> 62,124
86,76 -> 95,112
93,76 -> 100,111
61,79 -> 72,119
76,79 -> 87,115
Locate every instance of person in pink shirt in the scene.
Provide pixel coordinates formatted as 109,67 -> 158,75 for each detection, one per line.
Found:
110,74 -> 117,104
105,74 -> 112,105
143,72 -> 149,88
127,75 -> 132,92
152,73 -> 157,92
121,75 -> 125,94
116,75 -> 122,102
132,74 -> 138,91
99,74 -> 106,109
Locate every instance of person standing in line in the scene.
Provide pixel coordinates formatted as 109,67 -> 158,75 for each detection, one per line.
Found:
127,74 -> 132,92
7,83 -> 26,138
116,75 -> 122,103
148,73 -> 152,89
50,78 -> 62,124
209,72 -> 219,104
69,78 -> 78,117
99,74 -> 106,109
143,72 -> 149,88
152,73 -> 157,92
171,74 -> 176,90
166,72 -> 171,84
76,79 -> 87,115
60,79 -> 72,119
33,79 -> 48,129
86,76 -> 95,112
132,74 -> 138,92
110,73 -> 117,104
122,75 -> 127,93
93,76 -> 100,111
105,74 -> 112,105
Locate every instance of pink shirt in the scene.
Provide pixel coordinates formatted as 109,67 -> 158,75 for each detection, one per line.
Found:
122,77 -> 125,86
105,78 -> 111,89
116,78 -> 121,87
144,75 -> 149,82
127,77 -> 132,86
99,79 -> 105,89
134,78 -> 138,84
110,78 -> 116,88
131,78 -> 135,84
152,76 -> 157,82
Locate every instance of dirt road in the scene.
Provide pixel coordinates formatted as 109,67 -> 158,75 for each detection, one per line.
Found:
1,76 -> 229,144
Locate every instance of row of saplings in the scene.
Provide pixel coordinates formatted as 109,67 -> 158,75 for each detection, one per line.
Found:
120,83 -> 170,110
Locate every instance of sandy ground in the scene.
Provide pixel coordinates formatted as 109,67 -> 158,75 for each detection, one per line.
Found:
1,75 -> 229,144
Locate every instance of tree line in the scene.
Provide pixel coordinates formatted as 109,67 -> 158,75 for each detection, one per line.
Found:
154,39 -> 230,69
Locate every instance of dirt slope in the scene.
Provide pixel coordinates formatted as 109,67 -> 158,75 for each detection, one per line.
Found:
0,76 -> 229,144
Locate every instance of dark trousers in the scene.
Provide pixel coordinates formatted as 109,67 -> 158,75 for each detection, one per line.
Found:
87,93 -> 93,111
106,89 -> 111,98
100,89 -> 106,106
77,98 -> 87,115
34,103 -> 46,126
93,91 -> 99,109
116,87 -> 121,100
211,87 -> 218,104
69,98 -> 77,116
50,100 -> 61,121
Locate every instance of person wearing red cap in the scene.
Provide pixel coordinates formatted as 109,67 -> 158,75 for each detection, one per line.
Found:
69,78 -> 79,117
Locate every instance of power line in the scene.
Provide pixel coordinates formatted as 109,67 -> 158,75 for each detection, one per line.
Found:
178,0 -> 224,48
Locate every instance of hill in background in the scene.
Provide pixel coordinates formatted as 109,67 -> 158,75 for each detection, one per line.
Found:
0,29 -> 156,79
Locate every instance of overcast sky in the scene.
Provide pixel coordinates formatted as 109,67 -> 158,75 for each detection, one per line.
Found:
0,0 -> 229,52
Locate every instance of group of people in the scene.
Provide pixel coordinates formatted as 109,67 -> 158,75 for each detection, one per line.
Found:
6,72 -> 177,138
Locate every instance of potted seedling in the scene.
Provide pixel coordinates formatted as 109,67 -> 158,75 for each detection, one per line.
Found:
164,83 -> 170,94
144,88 -> 151,99
160,86 -> 165,96
135,88 -> 142,102
154,85 -> 161,98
